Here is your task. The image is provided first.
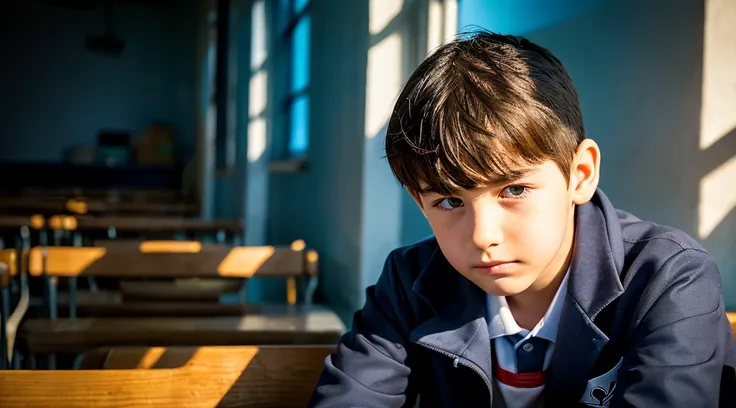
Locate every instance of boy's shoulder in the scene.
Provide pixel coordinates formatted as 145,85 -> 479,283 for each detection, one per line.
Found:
616,207 -> 707,255
614,207 -> 717,284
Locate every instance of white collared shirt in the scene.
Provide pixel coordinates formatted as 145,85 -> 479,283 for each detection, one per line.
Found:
486,271 -> 570,408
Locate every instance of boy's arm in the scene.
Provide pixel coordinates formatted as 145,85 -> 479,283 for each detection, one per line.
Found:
307,250 -> 418,408
612,248 -> 736,407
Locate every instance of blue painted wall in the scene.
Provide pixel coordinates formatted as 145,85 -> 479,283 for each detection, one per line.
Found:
458,0 -> 612,35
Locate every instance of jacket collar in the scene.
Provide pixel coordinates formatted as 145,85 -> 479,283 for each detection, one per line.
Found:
544,189 -> 625,405
408,189 -> 626,404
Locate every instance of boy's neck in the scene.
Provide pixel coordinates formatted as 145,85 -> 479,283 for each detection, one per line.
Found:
506,263 -> 569,330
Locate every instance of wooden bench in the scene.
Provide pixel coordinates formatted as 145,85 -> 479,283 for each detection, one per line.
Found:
0,196 -> 199,217
75,216 -> 244,244
54,239 -> 316,307
17,242 -> 343,360
20,305 -> 344,355
76,216 -> 244,234
0,249 -> 26,368
0,215 -> 42,230
0,258 -> 9,369
0,345 -> 330,406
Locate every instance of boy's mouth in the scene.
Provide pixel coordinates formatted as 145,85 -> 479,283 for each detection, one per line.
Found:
472,261 -> 519,275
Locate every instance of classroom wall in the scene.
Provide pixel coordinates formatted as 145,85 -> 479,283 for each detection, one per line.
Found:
459,0 -> 736,307
268,0 -> 370,319
0,0 -> 199,163
266,0 -> 441,321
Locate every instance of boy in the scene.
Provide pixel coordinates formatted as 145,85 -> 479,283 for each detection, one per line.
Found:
307,31 -> 736,407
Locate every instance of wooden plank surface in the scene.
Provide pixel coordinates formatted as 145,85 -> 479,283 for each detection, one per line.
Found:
0,197 -> 199,216
17,187 -> 187,202
20,305 -> 346,354
75,302 -> 263,318
0,215 -> 32,229
0,345 -> 332,407
28,245 -> 313,278
29,292 -> 261,317
0,248 -> 17,276
119,279 -> 243,302
76,216 -> 243,232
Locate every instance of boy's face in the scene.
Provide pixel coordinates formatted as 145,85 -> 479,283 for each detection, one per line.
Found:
411,140 -> 600,298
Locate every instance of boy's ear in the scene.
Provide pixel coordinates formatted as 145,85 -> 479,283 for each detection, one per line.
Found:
570,139 -> 601,205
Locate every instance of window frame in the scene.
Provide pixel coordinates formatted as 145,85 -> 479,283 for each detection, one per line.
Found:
277,0 -> 311,162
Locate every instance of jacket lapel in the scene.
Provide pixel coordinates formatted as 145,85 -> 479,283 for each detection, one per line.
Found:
544,189 -> 625,405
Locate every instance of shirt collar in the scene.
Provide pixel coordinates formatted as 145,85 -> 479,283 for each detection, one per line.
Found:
487,269 -> 570,343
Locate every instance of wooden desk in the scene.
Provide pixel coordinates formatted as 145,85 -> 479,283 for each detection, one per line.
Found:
0,345 -> 332,408
19,305 -> 345,355
0,215 -> 31,229
76,216 -> 243,233
0,197 -> 199,216
18,187 -> 185,202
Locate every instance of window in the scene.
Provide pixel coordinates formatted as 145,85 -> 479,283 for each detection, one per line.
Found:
279,0 -> 311,159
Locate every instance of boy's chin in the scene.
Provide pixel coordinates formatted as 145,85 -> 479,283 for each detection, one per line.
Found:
477,277 -> 534,297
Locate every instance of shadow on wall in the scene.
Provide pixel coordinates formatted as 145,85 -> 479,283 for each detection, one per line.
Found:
514,0 -> 735,306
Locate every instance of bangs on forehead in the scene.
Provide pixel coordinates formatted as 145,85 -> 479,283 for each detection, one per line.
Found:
397,82 -> 558,195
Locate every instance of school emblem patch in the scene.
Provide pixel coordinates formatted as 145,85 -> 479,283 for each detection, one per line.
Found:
579,358 -> 623,407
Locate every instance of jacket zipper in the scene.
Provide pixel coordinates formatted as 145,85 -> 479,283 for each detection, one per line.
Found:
415,342 -> 493,407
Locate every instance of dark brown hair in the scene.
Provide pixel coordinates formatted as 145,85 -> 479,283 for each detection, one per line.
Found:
385,30 -> 585,195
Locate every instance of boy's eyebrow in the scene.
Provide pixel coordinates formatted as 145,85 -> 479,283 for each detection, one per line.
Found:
417,168 -> 537,195
486,168 -> 537,186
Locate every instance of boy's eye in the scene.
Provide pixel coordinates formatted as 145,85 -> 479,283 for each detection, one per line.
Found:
436,197 -> 464,210
501,185 -> 527,198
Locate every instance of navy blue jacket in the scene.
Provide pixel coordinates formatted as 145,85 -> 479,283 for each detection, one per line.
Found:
308,190 -> 736,407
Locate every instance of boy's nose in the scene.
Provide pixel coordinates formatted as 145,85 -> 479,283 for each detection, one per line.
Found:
470,202 -> 503,250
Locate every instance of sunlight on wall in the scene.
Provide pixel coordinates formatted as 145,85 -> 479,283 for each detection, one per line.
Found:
699,0 -> 736,151
247,70 -> 268,162
247,0 -> 268,163
360,0 -> 406,293
251,0 -> 268,70
428,0 -> 443,51
699,156 -> 736,239
427,0 -> 457,53
369,0 -> 404,35
698,0 -> 736,239
243,0 -> 270,253
443,0 -> 457,43
364,33 -> 403,139
247,117 -> 267,162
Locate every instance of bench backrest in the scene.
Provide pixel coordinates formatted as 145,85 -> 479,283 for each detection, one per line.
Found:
0,249 -> 16,277
0,345 -> 331,407
0,260 -> 8,368
28,241 -> 318,279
